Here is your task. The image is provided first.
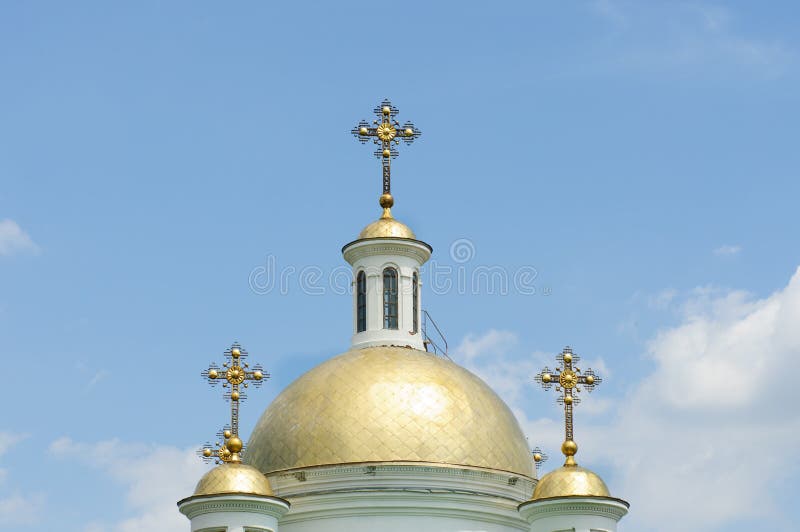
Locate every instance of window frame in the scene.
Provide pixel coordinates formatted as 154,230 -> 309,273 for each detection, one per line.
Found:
382,267 -> 399,330
355,270 -> 367,333
412,271 -> 419,333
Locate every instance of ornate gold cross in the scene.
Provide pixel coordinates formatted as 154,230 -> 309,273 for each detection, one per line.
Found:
201,343 -> 267,462
534,346 -> 602,465
351,99 -> 421,211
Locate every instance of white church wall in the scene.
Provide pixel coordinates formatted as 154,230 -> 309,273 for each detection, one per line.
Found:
179,494 -> 290,532
270,463 -> 535,532
518,497 -> 629,532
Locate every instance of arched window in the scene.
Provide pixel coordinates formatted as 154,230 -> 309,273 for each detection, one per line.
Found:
356,271 -> 367,333
383,267 -> 398,329
412,271 -> 419,333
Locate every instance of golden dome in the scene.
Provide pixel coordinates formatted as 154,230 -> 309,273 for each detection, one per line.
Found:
193,463 -> 273,497
358,216 -> 416,239
245,346 -> 534,477
531,464 -> 610,499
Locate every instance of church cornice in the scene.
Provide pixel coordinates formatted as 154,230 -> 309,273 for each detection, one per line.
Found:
518,496 -> 629,521
342,238 -> 432,264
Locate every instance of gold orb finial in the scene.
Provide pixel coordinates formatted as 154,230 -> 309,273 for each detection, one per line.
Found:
382,106 -> 391,116
542,373 -> 552,383
379,193 -> 394,209
563,395 -> 573,405
231,390 -> 240,401
208,369 -> 218,379
359,126 -> 368,135
227,436 -> 243,453
379,193 -> 394,219
562,439 -> 578,457
223,429 -> 232,439
563,352 -> 572,363
231,347 -> 240,358
202,448 -> 212,457
585,375 -> 595,385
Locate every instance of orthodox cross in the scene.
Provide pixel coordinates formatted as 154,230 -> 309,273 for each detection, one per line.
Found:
201,343 -> 267,462
351,99 -> 421,208
534,346 -> 602,465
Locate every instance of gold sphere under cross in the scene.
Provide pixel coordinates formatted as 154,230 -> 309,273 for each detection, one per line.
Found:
562,439 -> 578,457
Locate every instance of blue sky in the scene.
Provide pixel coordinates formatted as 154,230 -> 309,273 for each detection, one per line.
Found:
1,1 -> 799,531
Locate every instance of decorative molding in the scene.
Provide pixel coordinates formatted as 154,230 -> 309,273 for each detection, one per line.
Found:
272,461 -> 533,484
343,240 -> 431,264
279,490 -> 530,531
179,494 -> 289,520
268,462 -> 535,502
519,497 -> 629,522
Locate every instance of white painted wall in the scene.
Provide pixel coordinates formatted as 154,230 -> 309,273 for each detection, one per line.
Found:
268,462 -> 535,532
519,496 -> 629,532
179,493 -> 289,532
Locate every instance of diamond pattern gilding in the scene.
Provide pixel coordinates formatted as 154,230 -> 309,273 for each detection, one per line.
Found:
193,463 -> 273,497
531,465 -> 610,499
245,347 -> 534,477
358,217 -> 416,239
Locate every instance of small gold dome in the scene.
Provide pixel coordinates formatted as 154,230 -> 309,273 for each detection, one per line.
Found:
358,217 -> 416,239
246,346 -> 534,477
532,464 -> 610,499
193,463 -> 273,497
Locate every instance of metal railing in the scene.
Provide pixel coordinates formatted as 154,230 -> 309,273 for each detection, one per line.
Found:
422,310 -> 450,360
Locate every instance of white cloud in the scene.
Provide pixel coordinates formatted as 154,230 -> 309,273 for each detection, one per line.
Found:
0,219 -> 39,256
0,493 -> 44,525
588,2 -> 794,77
87,369 -> 110,389
454,331 -> 612,456
0,433 -> 15,457
618,268 -> 800,530
460,266 -> 800,531
49,437 -> 206,532
590,0 -> 629,27
454,329 -> 549,407
648,288 -> 677,309
714,244 -> 742,256
0,432 -> 44,526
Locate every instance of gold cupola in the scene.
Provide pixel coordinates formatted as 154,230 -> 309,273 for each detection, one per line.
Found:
530,441 -> 610,499
357,193 -> 416,240
245,345 -> 534,476
192,462 -> 274,497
